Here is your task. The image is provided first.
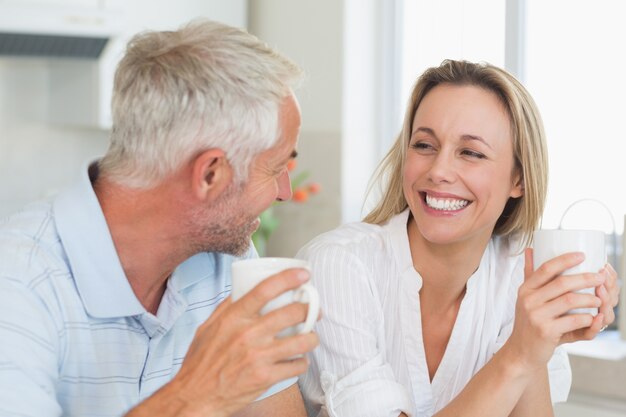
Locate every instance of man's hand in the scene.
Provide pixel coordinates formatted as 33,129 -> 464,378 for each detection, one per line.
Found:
127,268 -> 319,417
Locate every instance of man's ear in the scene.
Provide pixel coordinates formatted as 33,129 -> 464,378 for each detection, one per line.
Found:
191,149 -> 233,201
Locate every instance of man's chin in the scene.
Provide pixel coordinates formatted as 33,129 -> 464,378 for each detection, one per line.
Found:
230,240 -> 252,257
226,220 -> 259,256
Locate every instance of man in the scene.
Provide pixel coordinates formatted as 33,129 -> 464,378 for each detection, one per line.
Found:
0,19 -> 318,416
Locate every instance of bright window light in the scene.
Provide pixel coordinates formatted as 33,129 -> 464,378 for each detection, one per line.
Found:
525,0 -> 626,235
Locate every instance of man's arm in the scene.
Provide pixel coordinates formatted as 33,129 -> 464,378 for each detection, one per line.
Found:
0,278 -> 63,417
126,269 -> 318,417
233,384 -> 306,417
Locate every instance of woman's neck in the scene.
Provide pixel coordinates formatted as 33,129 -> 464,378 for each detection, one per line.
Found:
407,217 -> 491,312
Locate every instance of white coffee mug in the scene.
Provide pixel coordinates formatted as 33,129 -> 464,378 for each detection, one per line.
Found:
231,257 -> 319,338
533,229 -> 606,315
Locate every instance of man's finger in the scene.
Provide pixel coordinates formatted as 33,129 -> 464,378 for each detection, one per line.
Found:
268,332 -> 319,362
259,302 -> 311,335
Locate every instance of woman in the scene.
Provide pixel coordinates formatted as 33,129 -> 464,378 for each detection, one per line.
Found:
297,60 -> 619,417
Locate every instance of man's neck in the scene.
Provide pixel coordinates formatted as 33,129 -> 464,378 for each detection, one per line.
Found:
93,176 -> 191,315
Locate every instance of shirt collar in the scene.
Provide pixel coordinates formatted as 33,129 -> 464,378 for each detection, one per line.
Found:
53,161 -> 255,319
388,208 -> 489,293
169,242 -> 257,292
53,161 -> 145,318
389,209 -> 416,276
169,252 -> 217,292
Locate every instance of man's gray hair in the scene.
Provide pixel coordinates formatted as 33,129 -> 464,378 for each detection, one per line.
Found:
100,19 -> 303,188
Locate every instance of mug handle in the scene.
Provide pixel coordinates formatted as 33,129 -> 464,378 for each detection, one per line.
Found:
293,283 -> 319,334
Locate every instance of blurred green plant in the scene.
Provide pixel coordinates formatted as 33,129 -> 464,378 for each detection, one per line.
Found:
252,160 -> 320,256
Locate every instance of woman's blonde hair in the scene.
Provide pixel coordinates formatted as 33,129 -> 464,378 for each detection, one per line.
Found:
364,60 -> 548,247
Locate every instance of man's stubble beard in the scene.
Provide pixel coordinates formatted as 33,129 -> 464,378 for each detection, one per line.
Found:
186,182 -> 259,257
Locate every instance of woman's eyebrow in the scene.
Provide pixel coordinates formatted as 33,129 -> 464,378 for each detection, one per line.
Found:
412,126 -> 436,137
461,134 -> 493,150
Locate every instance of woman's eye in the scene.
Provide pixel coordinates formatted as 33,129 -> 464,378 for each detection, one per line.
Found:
461,149 -> 486,159
411,142 -> 434,151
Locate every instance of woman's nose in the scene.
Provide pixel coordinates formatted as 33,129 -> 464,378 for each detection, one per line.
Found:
427,152 -> 456,184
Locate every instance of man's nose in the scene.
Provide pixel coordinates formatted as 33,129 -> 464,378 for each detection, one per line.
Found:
276,170 -> 293,201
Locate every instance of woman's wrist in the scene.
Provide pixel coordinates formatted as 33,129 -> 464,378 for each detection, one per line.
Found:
493,343 -> 539,384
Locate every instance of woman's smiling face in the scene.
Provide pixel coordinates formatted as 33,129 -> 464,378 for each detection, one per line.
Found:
403,83 -> 523,246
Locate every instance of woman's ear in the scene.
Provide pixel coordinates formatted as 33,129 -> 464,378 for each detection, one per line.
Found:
510,173 -> 524,199
191,149 -> 233,201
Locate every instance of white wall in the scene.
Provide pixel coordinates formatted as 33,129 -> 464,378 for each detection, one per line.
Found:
0,58 -> 110,215
0,0 -> 246,217
248,0 -> 344,256
0,0 -> 343,258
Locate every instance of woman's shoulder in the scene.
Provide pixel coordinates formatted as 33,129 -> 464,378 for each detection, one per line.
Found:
298,211 -> 407,260
491,234 -> 526,266
298,220 -> 388,260
487,234 -> 527,295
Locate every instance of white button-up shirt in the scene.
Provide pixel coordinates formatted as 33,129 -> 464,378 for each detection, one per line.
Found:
297,209 -> 571,417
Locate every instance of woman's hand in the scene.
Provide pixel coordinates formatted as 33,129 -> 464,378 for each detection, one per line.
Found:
597,263 -> 620,330
504,249 -> 606,372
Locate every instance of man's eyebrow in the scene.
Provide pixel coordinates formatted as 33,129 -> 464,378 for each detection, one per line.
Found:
461,134 -> 493,150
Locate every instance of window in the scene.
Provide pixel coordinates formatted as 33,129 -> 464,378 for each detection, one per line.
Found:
397,0 -> 624,331
399,0 -> 506,116
524,0 -> 626,242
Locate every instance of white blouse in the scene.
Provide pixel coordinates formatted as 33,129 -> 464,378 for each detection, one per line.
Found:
296,209 -> 571,417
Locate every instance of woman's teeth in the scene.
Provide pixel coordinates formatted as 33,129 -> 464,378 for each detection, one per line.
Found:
425,195 -> 469,211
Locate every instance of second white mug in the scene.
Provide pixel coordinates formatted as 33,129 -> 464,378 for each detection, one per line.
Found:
533,229 -> 606,316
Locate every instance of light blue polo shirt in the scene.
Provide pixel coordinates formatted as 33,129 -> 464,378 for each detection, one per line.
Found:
0,164 -> 294,417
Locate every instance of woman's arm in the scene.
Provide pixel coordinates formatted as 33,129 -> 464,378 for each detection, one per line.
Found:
509,367 -> 552,417
429,345 -> 539,417
233,385 -> 307,417
297,241 -> 412,417
422,250 -> 604,417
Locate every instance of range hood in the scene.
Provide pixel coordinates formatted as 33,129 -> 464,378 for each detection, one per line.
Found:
0,1 -> 125,129
0,2 -> 123,59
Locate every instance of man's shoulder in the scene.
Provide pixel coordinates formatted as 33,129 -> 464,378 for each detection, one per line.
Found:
0,200 -> 70,286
